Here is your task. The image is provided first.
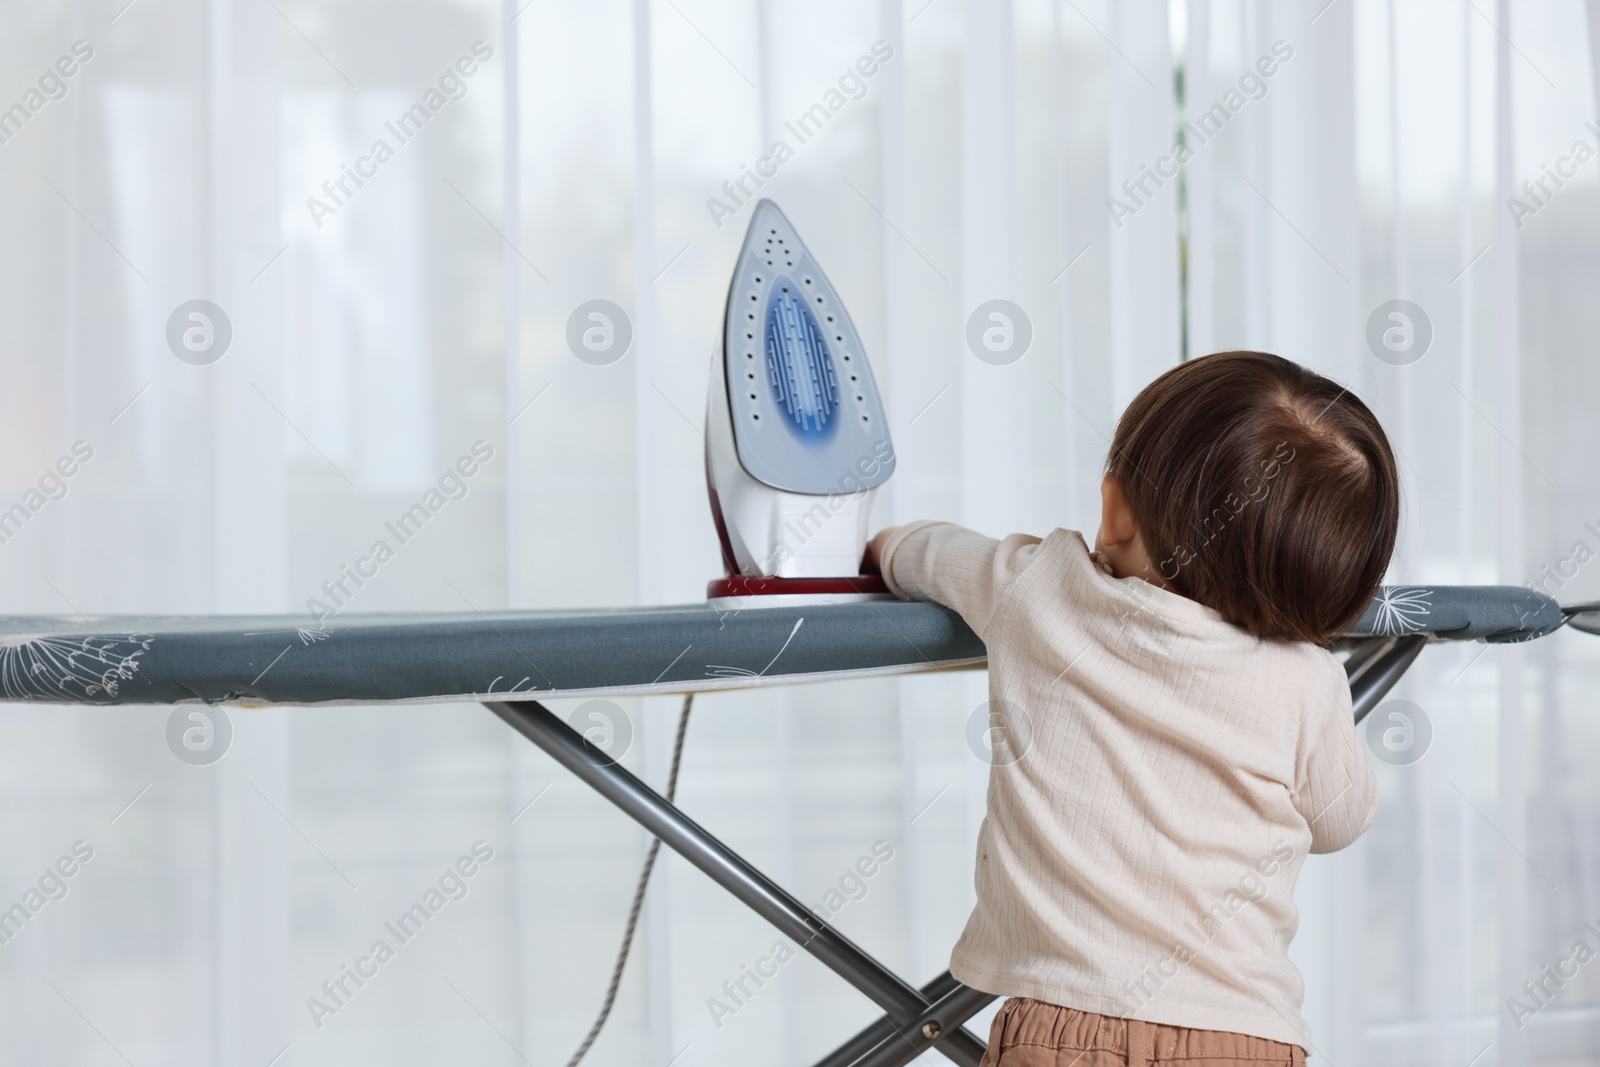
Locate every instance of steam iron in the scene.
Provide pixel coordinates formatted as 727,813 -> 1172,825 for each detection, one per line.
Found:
706,200 -> 896,608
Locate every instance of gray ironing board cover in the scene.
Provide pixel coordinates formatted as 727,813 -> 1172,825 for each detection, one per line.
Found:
0,586 -> 1569,707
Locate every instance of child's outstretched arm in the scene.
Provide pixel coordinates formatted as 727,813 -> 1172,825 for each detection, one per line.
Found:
867,522 -> 1043,640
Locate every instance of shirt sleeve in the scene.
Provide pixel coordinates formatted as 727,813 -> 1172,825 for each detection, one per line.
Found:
877,521 -> 1045,640
1293,656 -> 1380,854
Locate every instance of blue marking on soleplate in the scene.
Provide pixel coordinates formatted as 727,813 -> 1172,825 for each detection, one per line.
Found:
721,199 -> 896,494
765,280 -> 839,438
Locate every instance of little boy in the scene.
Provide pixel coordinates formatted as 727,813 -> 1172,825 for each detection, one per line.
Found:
866,351 -> 1397,1065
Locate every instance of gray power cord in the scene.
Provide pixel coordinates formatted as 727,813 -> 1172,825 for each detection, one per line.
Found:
564,693 -> 694,1066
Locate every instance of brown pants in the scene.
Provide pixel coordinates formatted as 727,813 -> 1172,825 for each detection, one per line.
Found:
979,998 -> 1307,1066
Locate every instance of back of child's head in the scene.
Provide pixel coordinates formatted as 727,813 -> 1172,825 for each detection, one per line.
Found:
1107,350 -> 1398,646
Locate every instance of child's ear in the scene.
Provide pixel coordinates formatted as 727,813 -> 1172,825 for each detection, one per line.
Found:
1099,474 -> 1139,547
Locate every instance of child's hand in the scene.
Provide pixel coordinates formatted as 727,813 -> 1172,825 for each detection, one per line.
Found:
863,526 -> 896,575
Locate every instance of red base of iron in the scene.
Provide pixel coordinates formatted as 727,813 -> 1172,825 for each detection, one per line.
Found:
706,574 -> 891,599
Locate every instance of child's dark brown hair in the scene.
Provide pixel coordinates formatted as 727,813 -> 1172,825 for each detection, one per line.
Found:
1106,351 -> 1399,646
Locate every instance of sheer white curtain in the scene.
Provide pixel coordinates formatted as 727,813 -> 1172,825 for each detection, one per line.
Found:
2,0 -> 1599,1064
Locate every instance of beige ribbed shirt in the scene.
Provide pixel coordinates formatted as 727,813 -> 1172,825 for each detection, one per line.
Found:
880,521 -> 1378,1048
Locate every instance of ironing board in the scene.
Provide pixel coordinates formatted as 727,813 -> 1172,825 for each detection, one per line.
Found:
2,585 -> 1589,1067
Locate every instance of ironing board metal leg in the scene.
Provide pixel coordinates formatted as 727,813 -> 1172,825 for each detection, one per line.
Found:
811,971 -> 974,1067
847,982 -> 999,1067
485,700 -> 987,1066
1347,634 -> 1427,723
